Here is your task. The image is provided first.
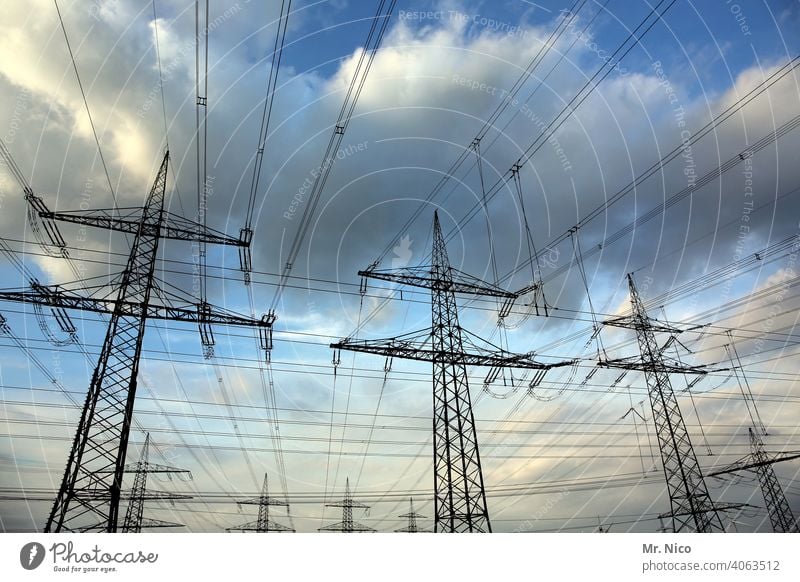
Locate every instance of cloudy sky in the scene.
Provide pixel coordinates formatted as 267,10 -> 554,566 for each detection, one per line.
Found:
1,0 -> 799,533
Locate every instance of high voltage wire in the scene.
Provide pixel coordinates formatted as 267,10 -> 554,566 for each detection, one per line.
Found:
2,261 -> 798,369
373,0 -> 594,265
2,2 -> 798,532
2,174 -> 796,319
53,0 -> 118,204
5,387 -> 800,426
269,0 -> 397,312
355,49 -> 799,344
499,56 -> 800,287
1,432 -> 775,462
2,228 -> 798,352
374,0 -> 680,268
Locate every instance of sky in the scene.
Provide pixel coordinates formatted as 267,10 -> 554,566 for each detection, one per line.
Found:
0,0 -> 799,533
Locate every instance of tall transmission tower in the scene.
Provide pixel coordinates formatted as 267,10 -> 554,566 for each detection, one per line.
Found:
318,478 -> 375,533
0,151 -> 274,532
708,428 -> 800,532
116,433 -> 191,533
395,497 -> 427,532
600,273 -> 723,532
332,211 -> 572,533
227,473 -> 294,533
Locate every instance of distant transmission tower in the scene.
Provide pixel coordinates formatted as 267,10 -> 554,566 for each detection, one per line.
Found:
600,273 -> 723,532
395,497 -> 427,532
318,478 -> 375,533
0,151 -> 274,532
708,428 -> 800,532
227,473 -> 294,533
117,433 -> 191,533
332,211 -> 571,533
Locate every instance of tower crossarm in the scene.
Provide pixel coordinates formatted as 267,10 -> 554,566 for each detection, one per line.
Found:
324,500 -> 370,509
603,314 -> 685,334
331,334 -> 572,369
226,520 -> 294,532
121,491 -> 193,501
359,266 -> 517,298
706,452 -> 800,478
83,517 -> 185,531
658,502 -> 754,521
120,463 -> 191,475
237,496 -> 289,507
318,521 -> 375,532
41,208 -> 249,247
97,461 -> 192,475
0,286 -> 273,329
598,356 -> 717,375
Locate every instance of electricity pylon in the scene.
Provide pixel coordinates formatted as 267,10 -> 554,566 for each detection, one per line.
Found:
117,433 -> 191,532
395,497 -> 427,532
318,478 -> 375,533
600,273 -> 722,532
332,211 -> 572,533
227,473 -> 294,532
707,428 -> 800,532
0,151 -> 274,532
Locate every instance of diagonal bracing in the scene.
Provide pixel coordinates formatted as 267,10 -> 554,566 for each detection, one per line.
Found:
0,151 -> 273,532
332,212 -> 572,533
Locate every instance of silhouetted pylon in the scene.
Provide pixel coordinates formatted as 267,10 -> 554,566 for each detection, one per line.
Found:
227,473 -> 294,532
318,478 -> 375,533
395,497 -> 427,532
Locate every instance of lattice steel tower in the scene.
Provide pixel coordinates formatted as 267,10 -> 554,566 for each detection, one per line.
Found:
0,151 -> 273,532
395,497 -> 427,532
118,433 -> 191,532
332,211 -> 571,532
318,478 -> 375,533
600,274 -> 722,532
708,428 -> 800,532
227,473 -> 294,533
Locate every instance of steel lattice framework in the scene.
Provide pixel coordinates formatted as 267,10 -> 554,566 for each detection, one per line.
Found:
117,433 -> 190,533
0,151 -> 273,532
227,473 -> 294,533
395,497 -> 427,533
600,274 -> 723,532
707,428 -> 800,533
332,212 -> 572,533
318,478 -> 374,533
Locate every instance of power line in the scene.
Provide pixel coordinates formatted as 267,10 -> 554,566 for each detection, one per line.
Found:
53,0 -> 117,203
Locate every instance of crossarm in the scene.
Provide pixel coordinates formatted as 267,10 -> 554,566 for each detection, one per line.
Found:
598,357 -> 715,375
331,336 -> 572,369
0,287 -> 272,329
706,452 -> 800,478
42,208 -> 248,247
360,266 -> 516,298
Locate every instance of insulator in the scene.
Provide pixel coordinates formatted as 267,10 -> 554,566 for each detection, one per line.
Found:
611,371 -> 628,387
528,368 -> 547,388
359,277 -> 368,296
685,376 -> 704,391
482,365 -> 502,386
498,296 -> 515,319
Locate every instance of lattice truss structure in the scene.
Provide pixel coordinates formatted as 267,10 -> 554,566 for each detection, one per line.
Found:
319,478 -> 375,533
332,212 -> 573,533
708,428 -> 800,533
600,274 -> 724,533
0,152 -> 274,532
227,473 -> 294,533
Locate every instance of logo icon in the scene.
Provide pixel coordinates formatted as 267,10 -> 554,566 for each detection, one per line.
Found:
391,234 -> 413,269
20,542 -> 45,570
